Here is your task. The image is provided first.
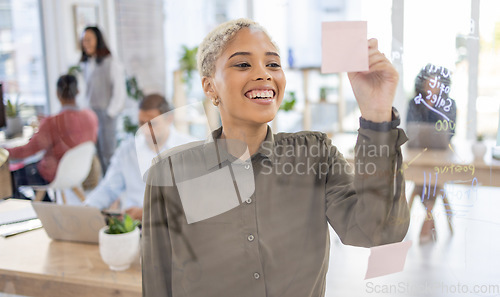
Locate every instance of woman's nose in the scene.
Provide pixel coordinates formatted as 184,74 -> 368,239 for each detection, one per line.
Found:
254,65 -> 272,81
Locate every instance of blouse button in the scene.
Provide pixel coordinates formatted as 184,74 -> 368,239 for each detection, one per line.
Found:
253,272 -> 260,280
247,234 -> 255,242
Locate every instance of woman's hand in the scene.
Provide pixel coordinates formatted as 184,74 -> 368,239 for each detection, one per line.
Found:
347,38 -> 398,122
125,206 -> 143,221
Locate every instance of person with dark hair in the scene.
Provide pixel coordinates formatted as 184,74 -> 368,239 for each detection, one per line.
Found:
407,63 -> 457,138
406,63 -> 457,243
84,94 -> 195,220
3,74 -> 98,200
80,26 -> 126,174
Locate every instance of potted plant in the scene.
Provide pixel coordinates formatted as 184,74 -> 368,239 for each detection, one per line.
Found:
99,214 -> 141,271
471,134 -> 487,161
126,76 -> 144,102
67,65 -> 81,76
5,96 -> 24,138
179,45 -> 198,93
279,91 -> 296,112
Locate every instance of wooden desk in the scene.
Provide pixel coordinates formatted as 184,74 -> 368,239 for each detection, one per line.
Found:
332,134 -> 500,187
0,228 -> 141,297
0,126 -> 34,148
402,145 -> 500,187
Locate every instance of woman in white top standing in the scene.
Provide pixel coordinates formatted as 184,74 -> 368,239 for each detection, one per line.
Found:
80,26 -> 126,173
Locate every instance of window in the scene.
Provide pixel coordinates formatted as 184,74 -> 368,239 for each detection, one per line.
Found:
0,0 -> 47,118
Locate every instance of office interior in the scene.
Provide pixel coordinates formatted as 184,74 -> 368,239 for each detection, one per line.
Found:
1,0 -> 500,296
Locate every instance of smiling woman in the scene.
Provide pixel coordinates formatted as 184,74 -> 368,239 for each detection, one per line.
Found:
202,27 -> 286,154
142,18 -> 410,297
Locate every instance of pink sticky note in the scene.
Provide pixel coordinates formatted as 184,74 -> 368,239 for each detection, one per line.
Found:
321,21 -> 368,73
364,240 -> 412,279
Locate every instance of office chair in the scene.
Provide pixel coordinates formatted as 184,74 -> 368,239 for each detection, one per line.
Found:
32,141 -> 96,204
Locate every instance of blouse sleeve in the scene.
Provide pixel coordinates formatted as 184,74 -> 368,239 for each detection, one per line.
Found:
325,127 -> 410,247
6,118 -> 53,159
142,164 -> 173,297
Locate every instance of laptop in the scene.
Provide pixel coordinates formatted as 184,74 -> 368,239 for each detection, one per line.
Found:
406,123 -> 452,150
31,202 -> 106,244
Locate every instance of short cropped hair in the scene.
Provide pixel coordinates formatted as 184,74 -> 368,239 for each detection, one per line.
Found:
197,18 -> 279,78
139,94 -> 172,114
57,74 -> 78,100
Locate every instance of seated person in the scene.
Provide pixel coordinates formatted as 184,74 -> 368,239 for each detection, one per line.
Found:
84,94 -> 196,220
5,74 -> 98,200
407,63 -> 457,145
406,63 -> 457,243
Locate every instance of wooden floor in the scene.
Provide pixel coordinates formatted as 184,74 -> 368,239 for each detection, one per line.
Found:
2,183 -> 499,297
325,183 -> 500,297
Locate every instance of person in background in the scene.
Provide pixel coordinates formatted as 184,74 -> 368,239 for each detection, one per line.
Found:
84,94 -> 196,220
406,63 -> 457,243
5,74 -> 98,200
80,26 -> 126,174
407,63 -> 457,137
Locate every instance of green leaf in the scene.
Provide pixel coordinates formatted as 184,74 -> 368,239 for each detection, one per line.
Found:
105,214 -> 140,234
67,65 -> 82,76
6,96 -> 22,117
279,91 -> 296,112
179,45 -> 198,91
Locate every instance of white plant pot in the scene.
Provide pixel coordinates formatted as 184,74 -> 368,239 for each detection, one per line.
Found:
99,226 -> 140,271
471,142 -> 487,160
5,117 -> 23,138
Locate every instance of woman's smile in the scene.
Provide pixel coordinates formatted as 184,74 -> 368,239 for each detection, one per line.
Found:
204,27 -> 286,127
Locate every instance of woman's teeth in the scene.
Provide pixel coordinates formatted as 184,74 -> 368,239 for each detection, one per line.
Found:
246,90 -> 274,99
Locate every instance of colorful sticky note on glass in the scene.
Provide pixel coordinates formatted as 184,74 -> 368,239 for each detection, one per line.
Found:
365,240 -> 412,279
321,21 -> 369,73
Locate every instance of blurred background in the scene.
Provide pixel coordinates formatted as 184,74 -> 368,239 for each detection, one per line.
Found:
1,1 -> 500,297
0,0 -> 498,141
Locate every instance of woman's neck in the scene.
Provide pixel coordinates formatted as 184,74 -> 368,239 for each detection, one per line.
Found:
220,123 -> 268,157
60,100 -> 77,107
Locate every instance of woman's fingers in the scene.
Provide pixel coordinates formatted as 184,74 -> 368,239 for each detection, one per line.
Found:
368,52 -> 387,68
368,38 -> 378,51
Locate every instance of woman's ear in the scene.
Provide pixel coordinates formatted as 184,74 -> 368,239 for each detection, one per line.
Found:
202,76 -> 217,100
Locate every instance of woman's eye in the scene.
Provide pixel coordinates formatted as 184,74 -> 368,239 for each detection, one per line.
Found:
235,63 -> 251,68
268,63 -> 281,68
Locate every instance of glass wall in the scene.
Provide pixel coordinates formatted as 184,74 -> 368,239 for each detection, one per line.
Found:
0,0 -> 47,117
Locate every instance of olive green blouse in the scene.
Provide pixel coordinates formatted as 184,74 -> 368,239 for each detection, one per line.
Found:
142,124 -> 410,297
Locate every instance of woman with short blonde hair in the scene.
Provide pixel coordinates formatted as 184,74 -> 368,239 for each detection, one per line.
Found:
142,18 -> 409,297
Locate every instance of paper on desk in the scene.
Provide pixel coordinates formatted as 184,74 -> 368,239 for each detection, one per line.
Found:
365,240 -> 412,279
0,199 -> 37,225
0,218 -> 42,237
321,21 -> 368,73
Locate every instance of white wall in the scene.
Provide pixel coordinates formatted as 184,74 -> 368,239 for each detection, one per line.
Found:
115,0 -> 166,96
